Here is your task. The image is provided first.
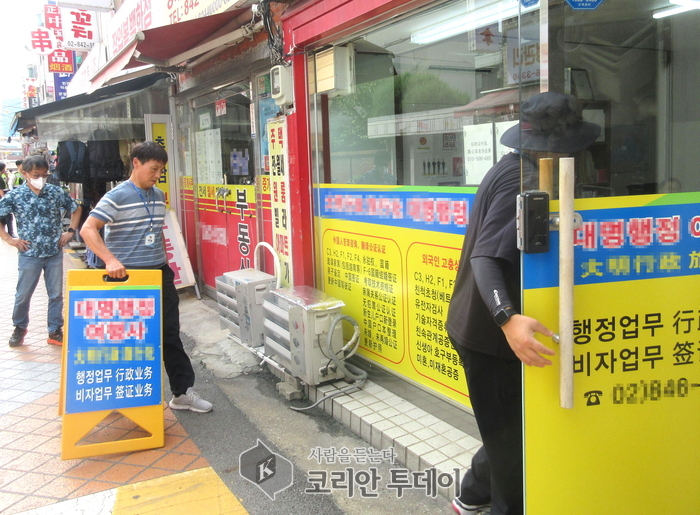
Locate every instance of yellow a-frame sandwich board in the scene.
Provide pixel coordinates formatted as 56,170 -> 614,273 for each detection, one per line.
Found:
60,270 -> 164,460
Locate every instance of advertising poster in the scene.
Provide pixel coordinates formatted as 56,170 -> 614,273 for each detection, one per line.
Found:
268,117 -> 293,286
315,185 -> 475,406
150,121 -> 171,207
65,285 -> 162,414
523,193 -> 700,512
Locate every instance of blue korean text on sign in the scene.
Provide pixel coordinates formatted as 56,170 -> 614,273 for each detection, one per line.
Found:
65,287 -> 162,414
566,0 -> 605,10
521,0 -> 539,8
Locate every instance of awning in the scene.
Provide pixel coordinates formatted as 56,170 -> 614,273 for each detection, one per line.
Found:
89,8 -> 260,93
11,73 -> 168,134
455,85 -> 539,117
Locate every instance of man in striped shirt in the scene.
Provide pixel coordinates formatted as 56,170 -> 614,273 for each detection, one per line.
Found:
81,142 -> 212,413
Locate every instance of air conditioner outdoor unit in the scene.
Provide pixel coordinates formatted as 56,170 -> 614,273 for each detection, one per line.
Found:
215,269 -> 277,347
262,285 -> 346,386
314,45 -> 353,97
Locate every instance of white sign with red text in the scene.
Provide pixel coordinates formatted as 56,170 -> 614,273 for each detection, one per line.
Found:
163,210 -> 196,289
61,7 -> 98,51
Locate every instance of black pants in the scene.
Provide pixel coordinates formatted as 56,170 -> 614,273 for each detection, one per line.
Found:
451,341 -> 523,515
159,263 -> 196,396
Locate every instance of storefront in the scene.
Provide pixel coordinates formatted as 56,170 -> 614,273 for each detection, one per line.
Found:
283,0 -> 700,510
170,10 -> 281,295
11,74 -> 171,222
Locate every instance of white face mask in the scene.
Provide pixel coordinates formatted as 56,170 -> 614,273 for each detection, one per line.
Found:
29,177 -> 46,190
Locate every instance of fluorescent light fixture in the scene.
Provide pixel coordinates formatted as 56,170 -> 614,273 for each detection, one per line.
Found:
653,0 -> 700,18
411,0 -> 539,45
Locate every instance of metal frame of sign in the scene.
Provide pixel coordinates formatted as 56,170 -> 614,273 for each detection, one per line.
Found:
60,270 -> 164,460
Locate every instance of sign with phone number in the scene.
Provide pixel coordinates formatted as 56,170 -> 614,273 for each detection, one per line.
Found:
523,193 -> 700,513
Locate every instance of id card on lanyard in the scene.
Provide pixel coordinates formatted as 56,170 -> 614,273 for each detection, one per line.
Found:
128,181 -> 157,247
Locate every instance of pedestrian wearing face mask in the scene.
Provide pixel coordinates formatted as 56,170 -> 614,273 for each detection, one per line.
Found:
0,155 -> 82,347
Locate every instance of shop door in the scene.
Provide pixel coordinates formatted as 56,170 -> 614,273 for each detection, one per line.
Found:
521,1 -> 700,512
193,81 -> 260,288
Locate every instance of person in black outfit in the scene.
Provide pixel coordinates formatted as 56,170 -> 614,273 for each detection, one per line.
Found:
446,92 -> 600,515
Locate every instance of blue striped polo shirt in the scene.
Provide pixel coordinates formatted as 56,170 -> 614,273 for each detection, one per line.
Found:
89,180 -> 167,268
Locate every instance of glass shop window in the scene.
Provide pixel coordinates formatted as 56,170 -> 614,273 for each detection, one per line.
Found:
193,80 -> 254,185
309,0 -> 540,187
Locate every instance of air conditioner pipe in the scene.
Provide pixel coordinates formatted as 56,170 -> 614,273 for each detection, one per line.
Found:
290,314 -> 366,412
254,241 -> 282,288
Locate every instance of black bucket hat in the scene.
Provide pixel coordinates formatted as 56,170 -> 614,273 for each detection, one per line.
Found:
500,91 -> 601,153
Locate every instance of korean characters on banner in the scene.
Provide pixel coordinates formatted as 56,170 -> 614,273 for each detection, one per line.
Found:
150,122 -> 170,206
233,186 -> 255,270
522,196 -> 700,513
524,200 -> 700,405
65,289 -> 162,414
317,187 -> 473,406
268,117 -> 293,286
61,7 -> 98,51
29,26 -> 59,56
29,5 -> 76,74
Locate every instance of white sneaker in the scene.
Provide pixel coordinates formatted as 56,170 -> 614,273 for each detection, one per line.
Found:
452,497 -> 491,515
169,387 -> 213,413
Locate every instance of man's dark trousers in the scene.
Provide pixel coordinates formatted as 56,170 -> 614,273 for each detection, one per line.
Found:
159,263 -> 195,396
452,343 -> 524,515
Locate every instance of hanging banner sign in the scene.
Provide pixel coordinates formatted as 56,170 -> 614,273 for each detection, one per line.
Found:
523,193 -> 700,513
268,117 -> 293,286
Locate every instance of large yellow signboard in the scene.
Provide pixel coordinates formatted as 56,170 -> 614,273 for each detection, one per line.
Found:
523,194 -> 700,512
316,185 -> 473,405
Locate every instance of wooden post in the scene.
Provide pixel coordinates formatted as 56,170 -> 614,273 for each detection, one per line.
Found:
559,157 -> 575,409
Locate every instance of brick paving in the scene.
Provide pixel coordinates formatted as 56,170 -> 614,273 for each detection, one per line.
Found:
0,243 -> 210,514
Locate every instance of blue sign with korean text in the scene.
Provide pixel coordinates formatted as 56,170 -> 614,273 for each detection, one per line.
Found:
566,0 -> 605,10
524,195 -> 700,289
521,0 -> 539,7
316,186 -> 476,235
65,287 -> 162,414
53,73 -> 73,101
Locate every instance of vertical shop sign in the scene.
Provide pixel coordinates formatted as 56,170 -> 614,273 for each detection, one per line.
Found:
23,78 -> 38,109
45,4 -> 63,39
61,270 -> 164,459
44,3 -> 75,73
61,8 -> 98,51
145,115 -> 171,208
523,195 -> 700,512
268,117 -> 293,286
54,73 -> 74,100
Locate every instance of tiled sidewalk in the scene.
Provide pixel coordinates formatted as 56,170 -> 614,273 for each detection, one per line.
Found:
0,244 -> 210,514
